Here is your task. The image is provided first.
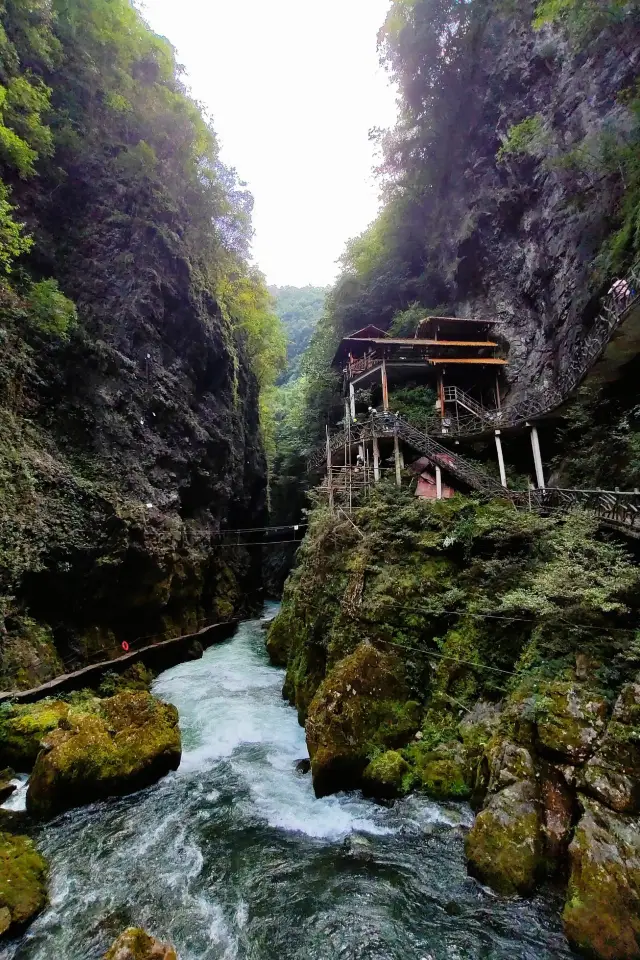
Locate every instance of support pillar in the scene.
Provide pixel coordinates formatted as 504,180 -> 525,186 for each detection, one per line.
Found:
381,360 -> 389,412
349,381 -> 356,421
529,423 -> 545,490
344,399 -> 350,425
436,466 -> 443,501
373,433 -> 380,482
495,430 -> 507,489
326,426 -> 334,514
394,431 -> 402,487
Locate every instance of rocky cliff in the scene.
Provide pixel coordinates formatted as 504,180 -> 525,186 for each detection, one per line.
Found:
267,489 -> 640,958
0,0 -> 274,689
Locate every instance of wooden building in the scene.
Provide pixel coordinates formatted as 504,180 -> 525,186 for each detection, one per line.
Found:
332,317 -> 507,425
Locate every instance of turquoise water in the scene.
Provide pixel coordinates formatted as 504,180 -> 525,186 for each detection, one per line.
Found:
2,607 -> 572,959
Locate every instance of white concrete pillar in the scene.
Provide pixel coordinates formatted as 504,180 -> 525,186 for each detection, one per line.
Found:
495,430 -> 507,488
373,434 -> 380,482
394,432 -> 402,486
530,424 -> 545,490
344,399 -> 350,425
349,382 -> 356,420
436,466 -> 443,500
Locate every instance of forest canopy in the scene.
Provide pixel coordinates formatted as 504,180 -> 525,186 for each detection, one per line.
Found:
0,0 -> 284,410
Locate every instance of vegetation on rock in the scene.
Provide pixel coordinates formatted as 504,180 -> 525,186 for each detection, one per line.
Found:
104,928 -> 177,960
0,0 -> 286,689
269,486 -> 640,956
25,690 -> 181,819
0,831 -> 48,939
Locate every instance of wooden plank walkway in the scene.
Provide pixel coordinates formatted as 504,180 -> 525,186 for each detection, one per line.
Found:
0,620 -> 238,705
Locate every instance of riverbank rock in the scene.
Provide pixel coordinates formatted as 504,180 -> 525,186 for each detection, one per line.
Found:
265,608 -> 294,667
26,691 -> 181,820
104,928 -> 177,960
305,643 -> 420,798
0,831 -> 48,939
563,798 -> 640,960
362,750 -> 410,800
465,780 -> 544,895
581,679 -> 640,814
534,681 -> 608,764
0,769 -> 16,805
0,700 -> 69,771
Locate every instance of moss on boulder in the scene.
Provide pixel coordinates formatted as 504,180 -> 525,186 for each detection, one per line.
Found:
582,680 -> 640,814
362,750 -> 410,800
465,780 -> 545,896
534,681 -> 608,763
0,699 -> 69,771
0,831 -> 48,939
403,740 -> 472,800
26,691 -> 181,820
265,608 -> 295,667
104,927 -> 177,959
563,798 -> 640,960
305,643 -> 420,797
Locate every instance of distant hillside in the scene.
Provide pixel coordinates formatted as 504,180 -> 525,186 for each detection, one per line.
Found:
270,286 -> 327,383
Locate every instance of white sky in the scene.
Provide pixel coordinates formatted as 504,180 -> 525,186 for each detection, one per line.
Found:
139,0 -> 397,287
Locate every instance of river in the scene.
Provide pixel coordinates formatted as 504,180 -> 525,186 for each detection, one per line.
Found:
2,606 -> 573,960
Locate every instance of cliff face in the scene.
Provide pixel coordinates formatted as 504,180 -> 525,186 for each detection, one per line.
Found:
428,7 -> 639,399
324,0 -> 640,413
0,0 -> 270,689
267,489 -> 640,959
1,263 -> 266,688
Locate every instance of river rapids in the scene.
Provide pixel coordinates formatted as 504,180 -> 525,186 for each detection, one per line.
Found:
2,606 -> 573,959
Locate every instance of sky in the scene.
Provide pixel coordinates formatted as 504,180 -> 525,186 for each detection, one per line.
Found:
139,0 -> 397,288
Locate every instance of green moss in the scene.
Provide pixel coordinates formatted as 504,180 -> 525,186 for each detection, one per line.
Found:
362,750 -> 410,800
0,699 -> 69,771
104,927 -> 177,960
97,663 -> 154,697
0,831 -> 48,938
26,691 -> 181,820
465,781 -> 545,895
306,643 -> 420,797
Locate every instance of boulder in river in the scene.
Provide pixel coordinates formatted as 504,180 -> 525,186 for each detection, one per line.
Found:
563,797 -> 640,960
0,700 -> 70,771
465,779 -> 545,896
104,927 -> 177,959
305,643 -> 420,798
0,769 -> 16,805
26,691 -> 181,820
362,750 -> 410,800
0,831 -> 48,939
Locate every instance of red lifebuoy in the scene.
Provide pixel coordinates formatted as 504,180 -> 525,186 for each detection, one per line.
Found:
121,641 -> 130,652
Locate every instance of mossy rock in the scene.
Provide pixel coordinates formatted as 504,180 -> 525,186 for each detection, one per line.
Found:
582,680 -> 640,814
403,740 -> 472,800
305,643 -> 420,798
563,798 -> 640,960
26,691 -> 181,820
362,750 -> 410,800
104,927 -> 177,959
0,831 -> 48,939
265,608 -> 295,667
0,699 -> 70,771
465,780 -> 545,896
97,663 -> 154,698
534,681 -> 608,764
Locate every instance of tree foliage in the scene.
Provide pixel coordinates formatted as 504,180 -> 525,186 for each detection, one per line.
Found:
0,0 -> 283,421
